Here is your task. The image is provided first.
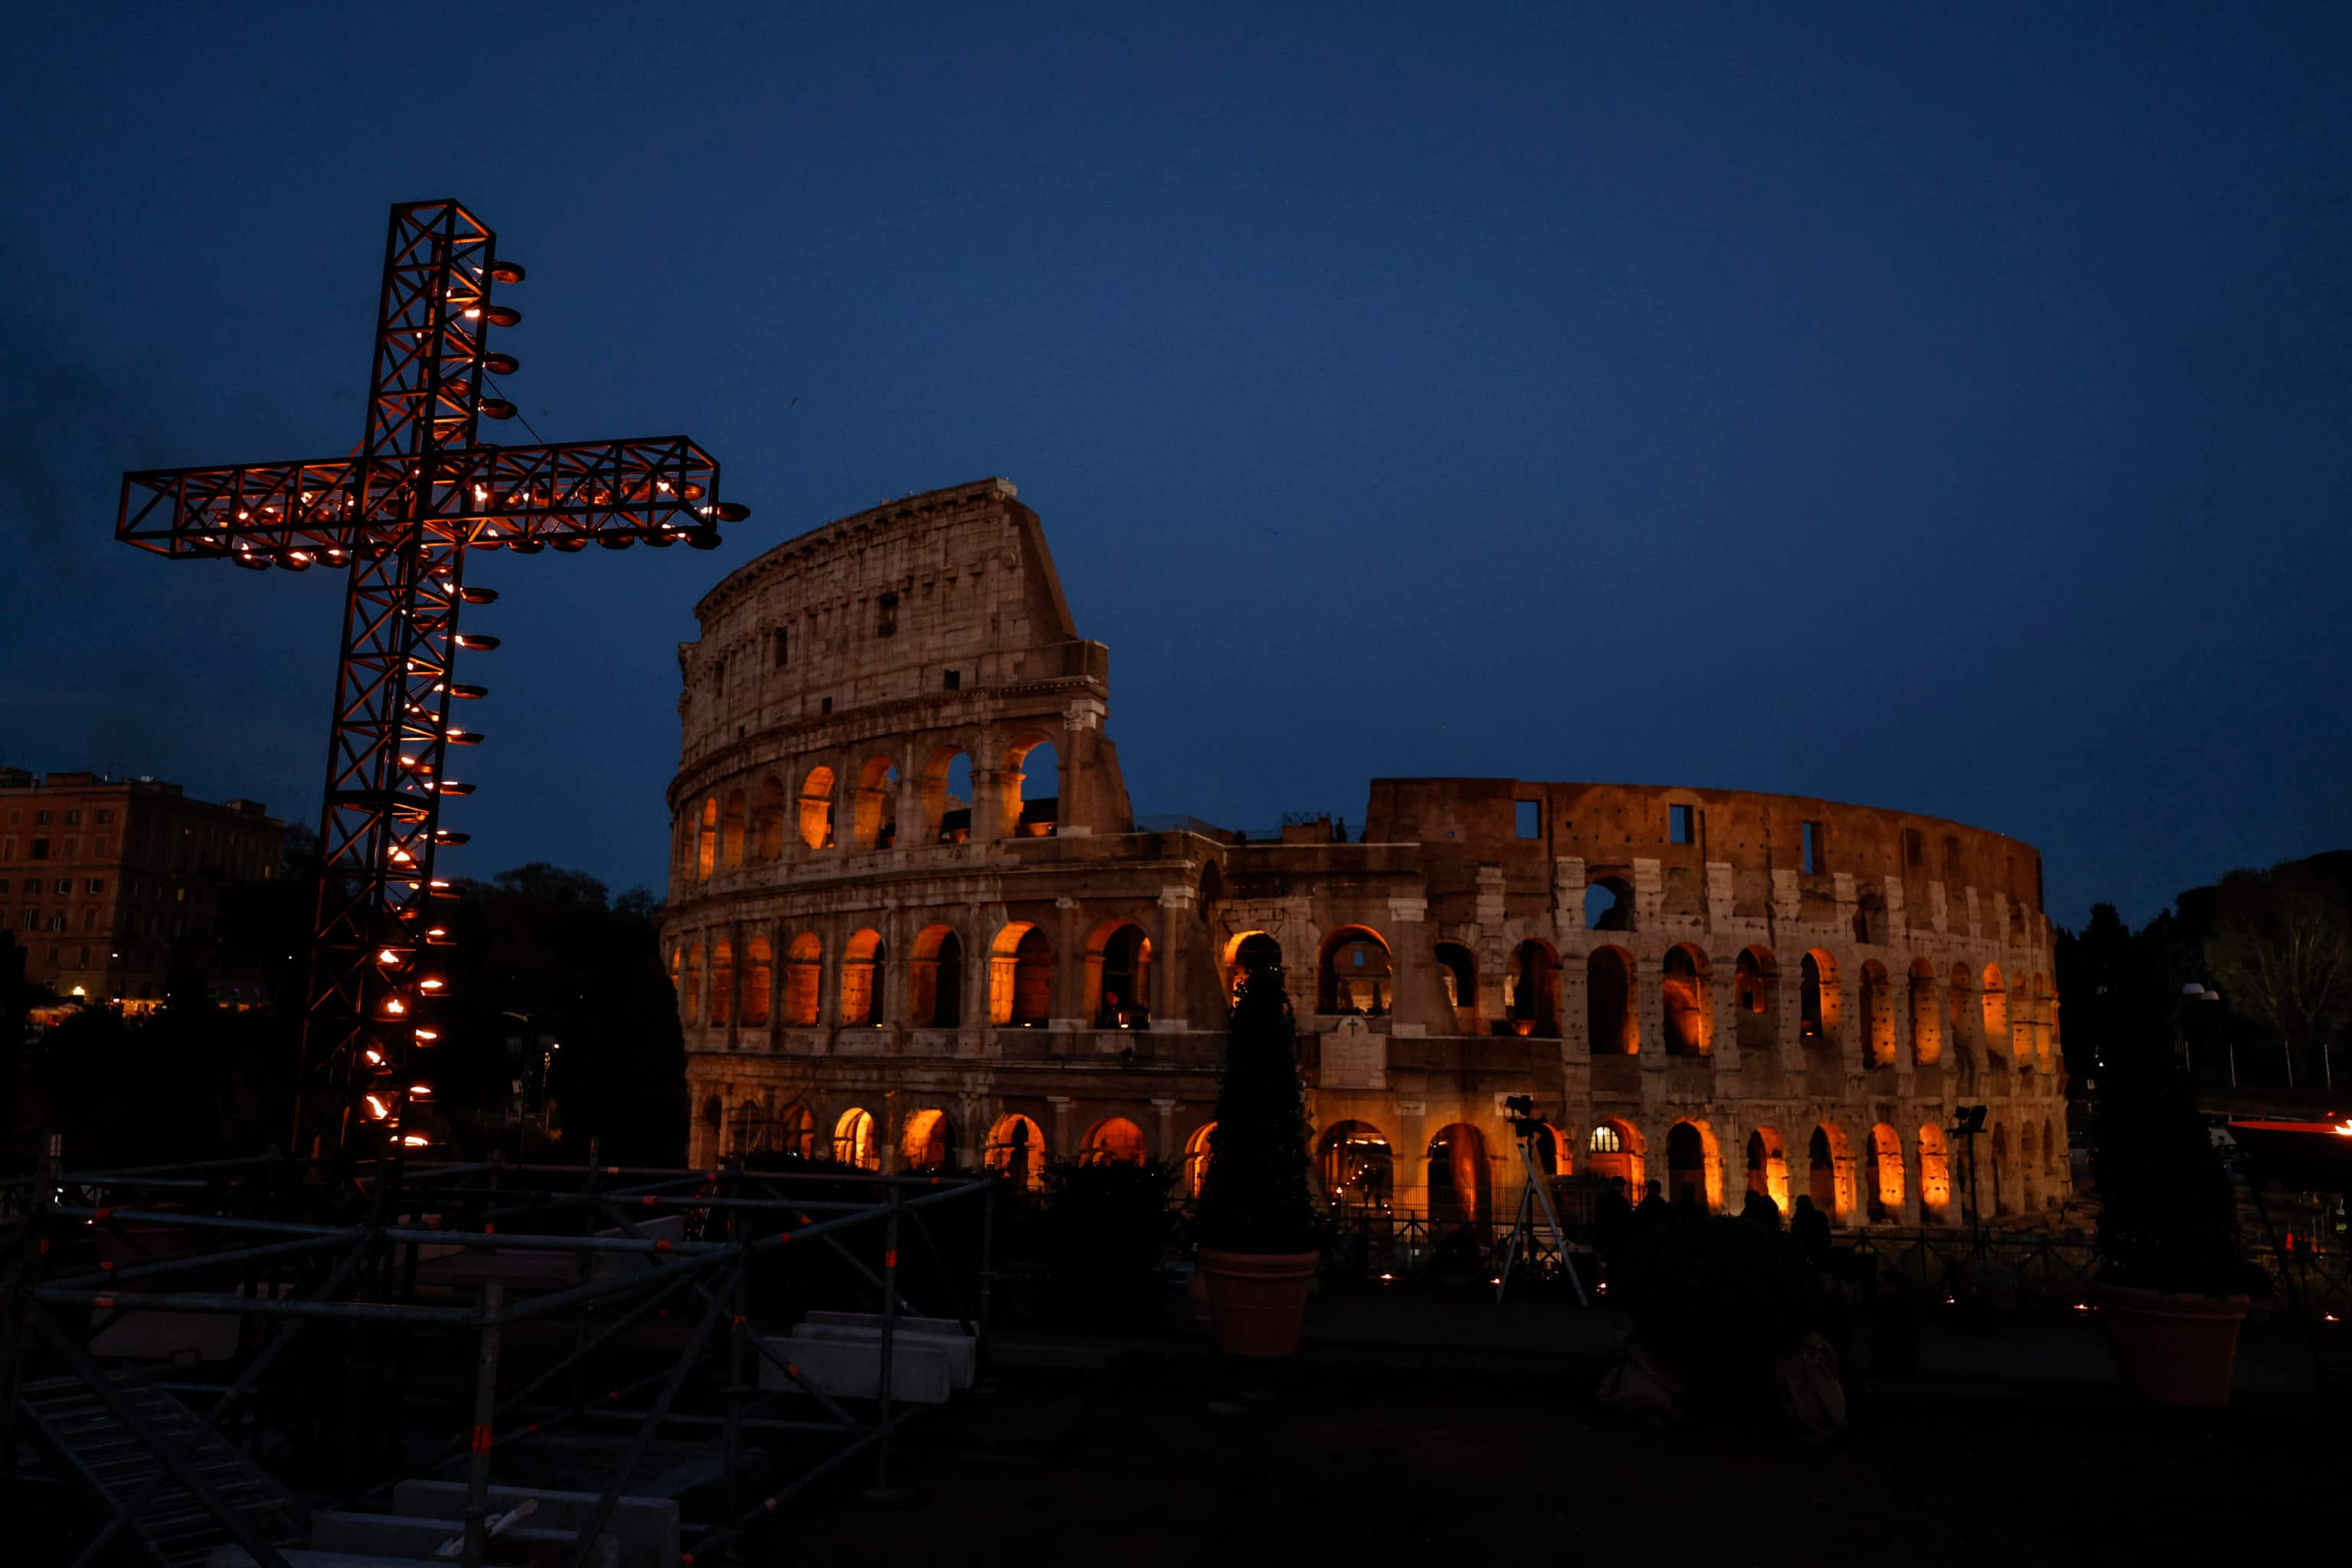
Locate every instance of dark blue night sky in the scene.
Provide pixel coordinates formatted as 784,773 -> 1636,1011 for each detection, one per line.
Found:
5,5 -> 2346,928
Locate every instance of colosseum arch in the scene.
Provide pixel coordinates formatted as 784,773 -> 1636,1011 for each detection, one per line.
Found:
1223,930 -> 1282,1004
839,929 -> 884,1026
695,797 -> 717,880
1917,1122 -> 1954,1223
1860,959 -> 1895,1067
1806,1123 -> 1856,1220
1587,1119 -> 1644,1197
1583,876 -> 1635,932
1981,964 -> 2011,1067
1083,1116 -> 1149,1164
918,745 -> 973,844
984,1113 -> 1046,1190
833,1107 -> 879,1170
797,765 -> 837,850
720,788 -> 747,868
1744,1126 -> 1790,1214
782,933 -> 823,1025
1184,1121 -> 1217,1198
1734,946 -> 1778,1050
1661,944 -> 1710,1056
989,921 -> 1055,1027
742,936 -> 773,1027
1665,1119 -> 1722,1210
1506,939 -> 1559,1037
851,756 -> 900,850
1434,942 -> 1478,1033
1318,1121 -> 1393,1210
1086,920 -> 1153,1027
909,924 -> 965,1027
709,939 -> 734,1027
1003,731 -> 1061,838
1799,949 -> 1840,1047
753,776 -> 787,861
1866,1123 -> 1905,1221
1587,946 -> 1638,1055
1426,1123 -> 1490,1223
901,1108 -> 956,1171
1908,958 -> 1942,1065
1318,926 -> 1394,1017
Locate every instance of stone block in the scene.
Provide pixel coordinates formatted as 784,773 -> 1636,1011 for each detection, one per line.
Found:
791,1319 -> 975,1387
756,1333 -> 952,1403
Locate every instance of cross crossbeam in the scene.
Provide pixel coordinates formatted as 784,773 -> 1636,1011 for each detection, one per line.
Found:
114,198 -> 749,1158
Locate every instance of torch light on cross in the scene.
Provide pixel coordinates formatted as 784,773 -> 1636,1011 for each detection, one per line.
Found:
114,198 -> 750,1159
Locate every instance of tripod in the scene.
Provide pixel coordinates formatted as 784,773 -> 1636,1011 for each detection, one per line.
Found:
1493,1106 -> 1589,1308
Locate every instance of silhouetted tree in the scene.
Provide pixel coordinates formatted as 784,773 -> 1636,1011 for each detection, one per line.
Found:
2205,858 -> 2352,1089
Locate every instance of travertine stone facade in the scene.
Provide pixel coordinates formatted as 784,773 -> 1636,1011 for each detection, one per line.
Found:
662,479 -> 2067,1229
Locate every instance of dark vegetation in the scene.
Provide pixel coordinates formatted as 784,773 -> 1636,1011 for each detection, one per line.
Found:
1194,965 -> 1320,1255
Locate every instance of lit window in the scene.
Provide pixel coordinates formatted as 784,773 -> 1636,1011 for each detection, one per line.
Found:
1589,1125 -> 1622,1154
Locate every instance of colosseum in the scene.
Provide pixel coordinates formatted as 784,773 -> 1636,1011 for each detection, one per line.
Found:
660,478 -> 2068,1232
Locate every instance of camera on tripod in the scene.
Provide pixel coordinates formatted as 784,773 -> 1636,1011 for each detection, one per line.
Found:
1503,1093 -> 1543,1134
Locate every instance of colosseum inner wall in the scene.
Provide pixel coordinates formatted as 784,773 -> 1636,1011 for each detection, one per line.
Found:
659,478 -> 2069,1230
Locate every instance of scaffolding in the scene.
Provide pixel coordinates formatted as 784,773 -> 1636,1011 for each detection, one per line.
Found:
0,1138 -> 995,1566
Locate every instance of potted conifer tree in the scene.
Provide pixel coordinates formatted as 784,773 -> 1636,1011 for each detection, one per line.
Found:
2090,1051 -> 2256,1407
1193,965 -> 1322,1356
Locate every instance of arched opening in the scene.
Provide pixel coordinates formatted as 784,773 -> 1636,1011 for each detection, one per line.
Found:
1666,1120 -> 1717,1210
988,922 -> 1055,1027
1223,930 -> 1282,1004
984,1114 -> 1046,1191
742,936 -> 772,1027
797,766 -> 836,850
1860,959 -> 1894,1067
1908,958 -> 1941,1065
720,788 -> 746,868
1661,944 -> 1710,1056
1433,942 -> 1478,1034
1586,946 -> 1638,1055
1083,1116 -> 1148,1165
920,746 -> 973,844
1008,735 -> 1060,838
679,942 -> 702,1024
695,797 -> 717,880
753,776 -> 786,861
1184,1122 -> 1217,1198
1425,1124 -> 1490,1224
1505,939 -> 1559,1036
1853,886 -> 1887,945
709,939 -> 734,1027
1086,920 -> 1152,1027
1316,1121 -> 1393,1211
1587,1120 -> 1644,1197
910,925 -> 964,1027
1525,1123 -> 1569,1177
783,933 -> 822,1025
1583,877 -> 1634,932
902,1109 -> 956,1171
1808,1124 -> 1854,1220
1867,1124 -> 1904,1221
1981,964 -> 2011,1065
1918,1123 -> 1953,1222
1734,947 -> 1778,1050
1318,926 -> 1393,1016
851,756 -> 900,850
1745,1127 -> 1790,1215
839,929 -> 884,1026
834,1108 -> 878,1170
773,1104 -> 817,1160
1799,949 -> 1838,1043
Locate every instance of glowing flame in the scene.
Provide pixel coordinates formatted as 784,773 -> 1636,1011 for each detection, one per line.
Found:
364,1095 -> 390,1120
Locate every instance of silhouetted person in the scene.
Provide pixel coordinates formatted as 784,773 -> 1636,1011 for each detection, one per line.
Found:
1671,1190 -> 1707,1224
1742,1189 -> 1783,1230
1792,1194 -> 1831,1267
1633,1179 -> 1671,1236
1594,1185 -> 1633,1267
1871,1268 -> 1922,1376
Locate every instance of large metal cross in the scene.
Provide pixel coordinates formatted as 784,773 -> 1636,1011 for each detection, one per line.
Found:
115,198 -> 750,1158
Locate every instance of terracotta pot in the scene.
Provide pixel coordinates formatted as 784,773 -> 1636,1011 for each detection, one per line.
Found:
1195,1246 -> 1320,1357
2095,1282 -> 2249,1408
1185,1266 -> 1212,1324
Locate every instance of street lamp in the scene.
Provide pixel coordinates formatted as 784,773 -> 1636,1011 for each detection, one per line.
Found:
2179,982 -> 2226,1085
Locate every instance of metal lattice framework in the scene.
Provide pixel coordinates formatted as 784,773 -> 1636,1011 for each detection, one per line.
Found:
115,200 -> 747,1158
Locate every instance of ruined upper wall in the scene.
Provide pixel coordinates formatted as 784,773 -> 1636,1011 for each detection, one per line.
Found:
676,479 -> 1100,759
1365,777 -> 2044,923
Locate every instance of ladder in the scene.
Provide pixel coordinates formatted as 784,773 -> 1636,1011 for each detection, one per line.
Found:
19,1373 -> 304,1568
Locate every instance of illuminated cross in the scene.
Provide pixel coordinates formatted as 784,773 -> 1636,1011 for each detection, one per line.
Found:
115,198 -> 750,1157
